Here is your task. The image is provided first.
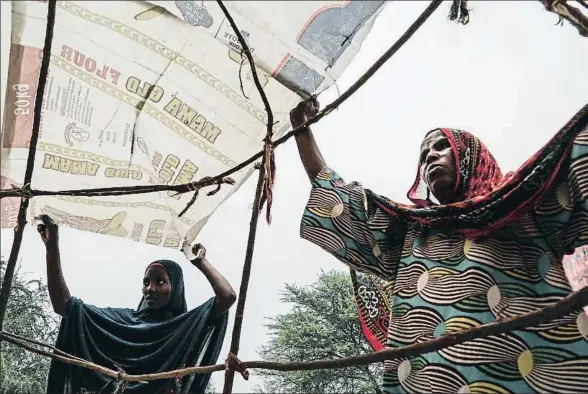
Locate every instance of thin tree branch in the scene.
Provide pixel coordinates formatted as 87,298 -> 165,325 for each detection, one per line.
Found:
2,331 -> 86,363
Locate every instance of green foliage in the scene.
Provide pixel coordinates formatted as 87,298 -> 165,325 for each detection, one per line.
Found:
204,380 -> 217,393
256,270 -> 383,393
0,261 -> 59,394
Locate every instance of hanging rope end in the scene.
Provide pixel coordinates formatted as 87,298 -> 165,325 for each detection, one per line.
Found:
112,365 -> 128,394
225,352 -> 250,381
449,0 -> 470,25
258,142 -> 276,224
178,177 -> 236,217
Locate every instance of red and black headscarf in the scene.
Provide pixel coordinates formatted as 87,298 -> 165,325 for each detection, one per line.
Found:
370,103 -> 588,238
407,128 -> 504,209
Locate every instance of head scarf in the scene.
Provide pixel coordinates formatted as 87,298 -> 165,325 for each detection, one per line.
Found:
137,260 -> 188,320
47,260 -> 228,394
370,103 -> 588,237
407,128 -> 504,208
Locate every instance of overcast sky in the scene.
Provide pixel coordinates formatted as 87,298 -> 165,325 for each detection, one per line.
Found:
2,1 -> 588,392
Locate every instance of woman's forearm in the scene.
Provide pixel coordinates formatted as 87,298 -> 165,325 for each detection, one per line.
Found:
290,99 -> 326,182
295,126 -> 327,182
194,258 -> 236,317
46,245 -> 71,316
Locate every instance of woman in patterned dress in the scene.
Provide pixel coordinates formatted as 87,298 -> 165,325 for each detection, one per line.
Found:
292,98 -> 588,394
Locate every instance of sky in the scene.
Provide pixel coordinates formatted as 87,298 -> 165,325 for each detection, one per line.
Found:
2,1 -> 588,392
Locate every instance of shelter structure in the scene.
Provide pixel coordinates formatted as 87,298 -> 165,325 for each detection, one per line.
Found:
1,1 -> 587,393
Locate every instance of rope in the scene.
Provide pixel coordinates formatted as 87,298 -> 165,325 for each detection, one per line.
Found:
225,352 -> 250,381
449,0 -> 470,25
214,1 -> 276,225
177,176 -> 235,218
2,286 -> 586,382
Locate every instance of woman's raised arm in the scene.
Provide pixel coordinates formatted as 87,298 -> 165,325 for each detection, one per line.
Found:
184,243 -> 236,320
292,97 -> 327,182
38,216 -> 71,317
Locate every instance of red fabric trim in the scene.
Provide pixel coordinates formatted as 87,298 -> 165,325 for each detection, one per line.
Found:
356,298 -> 385,351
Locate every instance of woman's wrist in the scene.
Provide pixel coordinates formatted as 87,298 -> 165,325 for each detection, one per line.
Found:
45,241 -> 59,255
192,257 -> 207,270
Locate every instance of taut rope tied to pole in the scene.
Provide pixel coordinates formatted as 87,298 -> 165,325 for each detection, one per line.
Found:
225,352 -> 250,381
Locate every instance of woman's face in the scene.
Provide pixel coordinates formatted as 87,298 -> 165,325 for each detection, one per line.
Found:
142,264 -> 172,309
419,130 -> 457,203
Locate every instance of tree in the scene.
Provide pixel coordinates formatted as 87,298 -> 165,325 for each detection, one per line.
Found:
256,270 -> 383,393
204,380 -> 217,393
0,260 -> 59,394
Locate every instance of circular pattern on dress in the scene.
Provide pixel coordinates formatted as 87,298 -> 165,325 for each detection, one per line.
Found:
577,312 -> 588,340
464,239 -> 473,255
487,285 -> 501,312
537,253 -> 551,279
556,182 -> 572,209
397,359 -> 412,383
417,270 -> 430,294
517,349 -> 534,378
434,321 -> 446,337
373,243 -> 382,257
331,203 -> 344,218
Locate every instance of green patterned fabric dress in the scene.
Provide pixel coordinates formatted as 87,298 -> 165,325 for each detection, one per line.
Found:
299,126 -> 588,393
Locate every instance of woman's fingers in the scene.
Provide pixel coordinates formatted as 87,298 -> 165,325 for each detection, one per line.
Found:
44,215 -> 57,229
307,96 -> 319,115
192,243 -> 206,259
290,97 -> 320,128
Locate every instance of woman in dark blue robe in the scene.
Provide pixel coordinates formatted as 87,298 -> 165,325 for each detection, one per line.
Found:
38,216 -> 236,393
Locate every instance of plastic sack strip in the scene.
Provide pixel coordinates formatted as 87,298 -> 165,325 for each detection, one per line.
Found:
0,0 -> 386,247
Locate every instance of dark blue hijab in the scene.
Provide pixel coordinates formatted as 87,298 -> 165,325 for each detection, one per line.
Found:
46,260 -> 228,393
